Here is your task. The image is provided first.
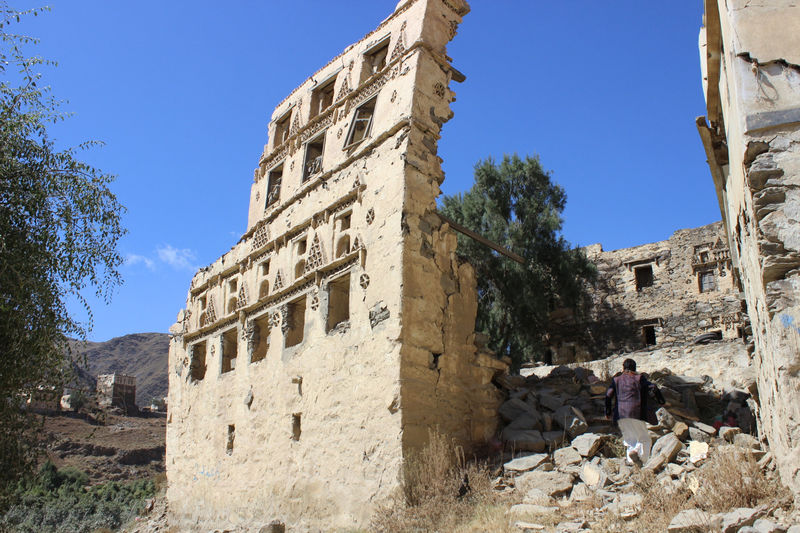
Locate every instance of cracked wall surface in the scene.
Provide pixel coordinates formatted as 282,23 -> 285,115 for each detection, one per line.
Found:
165,1 -> 506,531
699,0 -> 800,496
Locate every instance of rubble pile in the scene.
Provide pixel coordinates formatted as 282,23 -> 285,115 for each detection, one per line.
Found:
492,365 -> 795,532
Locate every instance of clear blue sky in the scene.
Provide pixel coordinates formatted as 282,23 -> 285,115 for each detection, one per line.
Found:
13,1 -> 716,341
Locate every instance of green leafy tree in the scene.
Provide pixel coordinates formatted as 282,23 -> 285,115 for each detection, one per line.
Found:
0,3 -> 125,503
439,154 -> 594,367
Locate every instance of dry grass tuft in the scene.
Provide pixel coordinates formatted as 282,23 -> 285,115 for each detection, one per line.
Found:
370,429 -> 511,533
692,447 -> 790,512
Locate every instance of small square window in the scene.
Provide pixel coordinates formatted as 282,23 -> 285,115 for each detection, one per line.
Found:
285,295 -> 307,348
327,274 -> 351,332
310,77 -> 336,119
274,111 -> 292,147
303,133 -> 325,182
222,328 -> 238,374
361,39 -> 389,83
344,98 -> 376,149
634,265 -> 654,291
250,315 -> 269,364
699,271 -> 716,293
190,341 -> 207,382
642,325 -> 656,346
266,163 -> 283,208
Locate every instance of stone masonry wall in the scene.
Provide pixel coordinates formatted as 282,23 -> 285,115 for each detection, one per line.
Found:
547,222 -> 745,364
699,0 -> 800,495
166,2 -> 505,531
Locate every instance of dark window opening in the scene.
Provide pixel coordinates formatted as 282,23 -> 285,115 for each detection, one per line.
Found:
429,352 -> 442,370
222,328 -> 238,374
226,424 -> 235,455
303,134 -> 325,182
266,163 -> 283,208
344,98 -> 376,148
285,296 -> 307,348
361,39 -> 389,83
296,238 -> 307,256
339,213 -> 351,231
190,341 -> 207,382
274,112 -> 291,146
226,279 -> 238,314
259,280 -> 270,299
294,259 -> 306,279
327,274 -> 351,332
292,413 -> 302,441
251,315 -> 269,363
634,265 -> 654,291
699,271 -> 716,293
310,78 -> 336,119
336,235 -> 351,258
642,325 -> 657,346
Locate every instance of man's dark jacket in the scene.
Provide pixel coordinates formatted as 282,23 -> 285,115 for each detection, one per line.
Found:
605,371 -> 665,423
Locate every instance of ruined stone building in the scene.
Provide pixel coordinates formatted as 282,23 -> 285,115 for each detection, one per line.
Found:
698,0 -> 800,494
96,373 -> 136,413
166,1 -> 506,530
546,222 -> 746,364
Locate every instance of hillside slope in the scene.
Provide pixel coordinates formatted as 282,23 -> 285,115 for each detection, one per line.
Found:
71,333 -> 169,404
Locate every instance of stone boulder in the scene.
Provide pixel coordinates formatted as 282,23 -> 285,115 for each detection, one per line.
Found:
553,405 -> 588,439
499,398 -> 537,423
571,433 -> 605,457
515,470 -> 576,499
501,428 -> 546,452
504,453 -> 549,473
553,446 -> 582,467
667,509 -> 722,532
651,432 -> 683,463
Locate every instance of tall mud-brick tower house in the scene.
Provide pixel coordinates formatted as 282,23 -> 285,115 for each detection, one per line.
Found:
166,1 -> 506,530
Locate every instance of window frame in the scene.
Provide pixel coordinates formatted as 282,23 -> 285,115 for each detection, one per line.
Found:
343,97 -> 377,149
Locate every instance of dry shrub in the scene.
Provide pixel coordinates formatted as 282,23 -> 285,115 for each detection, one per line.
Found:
370,429 -> 508,533
693,447 -> 789,512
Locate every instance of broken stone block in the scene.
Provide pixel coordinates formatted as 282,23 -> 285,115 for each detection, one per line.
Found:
651,433 -> 683,463
507,503 -> 559,519
538,392 -> 563,412
502,428 -> 546,452
688,427 -> 712,443
508,412 -> 544,432
514,470 -> 576,499
672,421 -> 689,440
733,433 -> 761,449
692,421 -> 717,436
553,405 -> 588,439
656,407 -> 676,429
750,518 -> 784,533
569,482 -> 593,502
504,453 -> 550,473
688,441 -> 709,464
667,509 -> 721,532
643,453 -> 668,472
719,425 -> 741,443
523,487 -> 553,506
555,519 -> 589,532
665,463 -> 685,478
579,461 -> 608,489
513,521 -> 546,532
542,430 -> 566,448
499,398 -> 537,423
553,446 -> 582,467
718,507 -> 767,533
571,432 -> 605,457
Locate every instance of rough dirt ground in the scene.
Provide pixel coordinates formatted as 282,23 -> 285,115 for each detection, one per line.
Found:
41,411 -> 165,484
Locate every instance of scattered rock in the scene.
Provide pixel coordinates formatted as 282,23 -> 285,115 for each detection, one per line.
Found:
553,406 -> 588,439
672,421 -> 689,440
571,433 -> 605,457
508,413 -> 544,432
750,518 -> 785,533
569,482 -> 593,502
523,488 -> 553,506
692,421 -> 717,436
553,446 -> 582,467
505,453 -> 550,473
688,441 -> 709,464
500,398 -> 537,423
580,461 -> 608,489
719,425 -> 741,442
555,519 -> 589,532
651,432 -> 683,463
507,504 -> 559,519
667,509 -> 721,532
515,470 -> 576,499
718,506 -> 767,533
502,428 -> 546,452
688,427 -> 712,443
656,407 -> 676,429
513,521 -> 546,532
733,433 -> 760,449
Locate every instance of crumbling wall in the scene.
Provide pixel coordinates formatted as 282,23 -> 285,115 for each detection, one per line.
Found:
699,0 -> 800,495
166,1 -> 505,530
547,222 -> 745,363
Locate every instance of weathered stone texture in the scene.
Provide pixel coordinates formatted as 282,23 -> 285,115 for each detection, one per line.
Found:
548,222 -> 745,363
166,1 -> 507,531
699,0 -> 800,495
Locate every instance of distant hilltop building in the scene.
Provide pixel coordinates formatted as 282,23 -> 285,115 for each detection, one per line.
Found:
166,1 -> 507,530
547,221 -> 747,364
96,373 -> 136,413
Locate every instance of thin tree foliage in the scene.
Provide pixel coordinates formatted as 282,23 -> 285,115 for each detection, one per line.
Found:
439,155 -> 594,367
0,2 -> 125,503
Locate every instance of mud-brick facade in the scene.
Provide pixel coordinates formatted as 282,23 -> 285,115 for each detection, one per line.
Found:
698,0 -> 800,495
166,1 -> 506,530
547,222 -> 746,364
96,374 -> 136,412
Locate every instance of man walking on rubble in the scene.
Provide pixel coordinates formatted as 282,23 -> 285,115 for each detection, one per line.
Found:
605,358 -> 665,464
